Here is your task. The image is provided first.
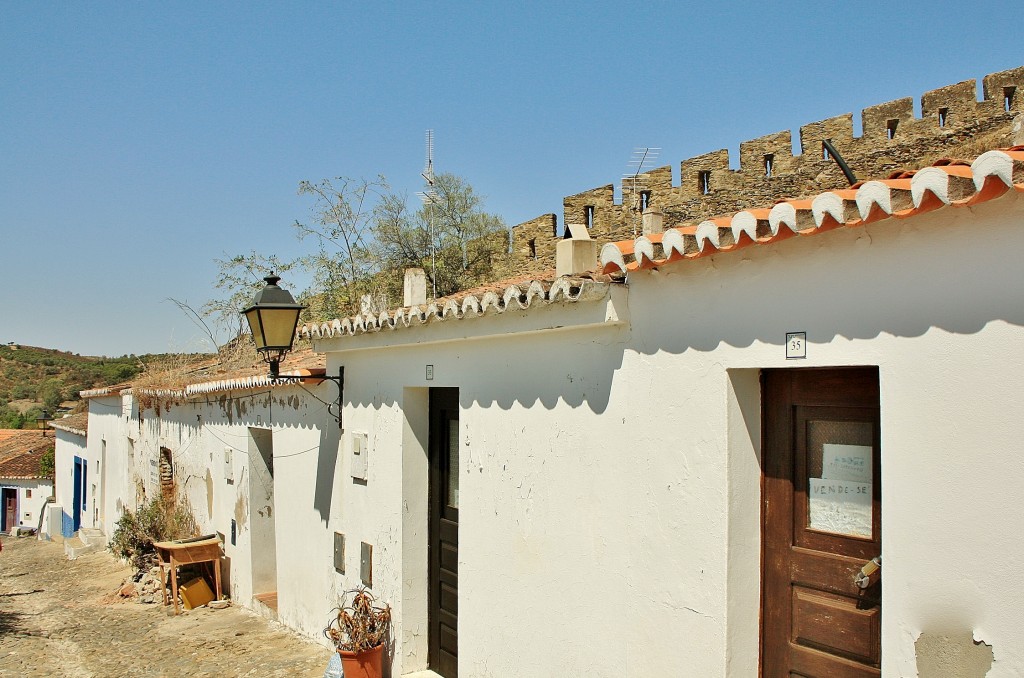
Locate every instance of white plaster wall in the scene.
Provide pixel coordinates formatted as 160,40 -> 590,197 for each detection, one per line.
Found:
323,320 -> 724,676
75,194 -> 1024,675
53,428 -> 86,534
313,193 -> 1024,676
111,385 -> 338,642
619,194 -> 1024,677
0,479 -> 53,529
85,395 -> 125,535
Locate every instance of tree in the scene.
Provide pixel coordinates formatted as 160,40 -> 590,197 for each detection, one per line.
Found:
199,173 -> 505,331
201,252 -> 297,345
39,447 -> 54,478
37,379 -> 63,411
372,173 -> 507,300
294,176 -> 388,318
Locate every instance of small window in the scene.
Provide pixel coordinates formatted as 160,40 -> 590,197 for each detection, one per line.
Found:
640,191 -> 651,211
886,119 -> 899,140
584,206 -> 595,229
822,143 -> 831,161
26,489 -> 32,498
698,171 -> 711,195
159,447 -> 175,504
528,238 -> 537,260
764,154 -> 774,178
1005,86 -> 1017,112
938,107 -> 948,127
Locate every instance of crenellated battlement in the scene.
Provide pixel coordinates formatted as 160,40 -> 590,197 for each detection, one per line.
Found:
504,65 -> 1024,271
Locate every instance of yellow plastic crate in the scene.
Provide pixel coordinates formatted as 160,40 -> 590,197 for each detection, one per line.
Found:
179,576 -> 215,610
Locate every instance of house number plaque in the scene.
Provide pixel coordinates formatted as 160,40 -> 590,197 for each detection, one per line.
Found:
786,332 -> 806,359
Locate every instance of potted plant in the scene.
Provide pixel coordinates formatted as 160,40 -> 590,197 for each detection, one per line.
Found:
324,588 -> 392,678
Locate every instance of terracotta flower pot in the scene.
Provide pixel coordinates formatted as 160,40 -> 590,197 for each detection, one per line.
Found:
338,643 -> 384,678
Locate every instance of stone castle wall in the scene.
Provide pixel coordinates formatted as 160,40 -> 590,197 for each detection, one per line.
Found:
503,65 -> 1024,272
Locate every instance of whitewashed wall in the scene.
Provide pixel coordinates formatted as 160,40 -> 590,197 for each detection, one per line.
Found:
53,426 -> 87,536
313,192 -> 1024,676
84,395 -> 126,536
108,383 -> 339,640
0,478 -> 53,530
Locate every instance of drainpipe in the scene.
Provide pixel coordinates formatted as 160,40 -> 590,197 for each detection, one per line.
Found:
823,138 -> 857,186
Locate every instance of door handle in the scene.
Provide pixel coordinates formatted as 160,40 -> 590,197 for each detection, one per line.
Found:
854,556 -> 881,589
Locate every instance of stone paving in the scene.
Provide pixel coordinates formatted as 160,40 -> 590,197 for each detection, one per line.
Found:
0,536 -> 331,677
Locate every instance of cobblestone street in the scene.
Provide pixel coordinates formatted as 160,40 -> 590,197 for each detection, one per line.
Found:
0,536 -> 331,677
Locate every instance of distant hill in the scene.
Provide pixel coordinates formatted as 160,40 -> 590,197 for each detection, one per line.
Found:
0,343 -> 205,428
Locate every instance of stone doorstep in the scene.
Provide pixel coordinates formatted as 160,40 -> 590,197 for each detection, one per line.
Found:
251,591 -> 279,623
79,528 -> 107,548
63,528 -> 106,560
402,671 -> 444,678
64,535 -> 94,560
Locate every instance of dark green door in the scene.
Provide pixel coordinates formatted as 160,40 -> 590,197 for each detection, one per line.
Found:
429,387 -> 459,677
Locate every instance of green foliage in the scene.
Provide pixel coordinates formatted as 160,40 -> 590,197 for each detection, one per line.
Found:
203,251 -> 298,345
39,447 -> 54,478
0,403 -> 29,429
10,383 -> 33,400
37,379 -> 63,411
201,173 -> 507,328
108,497 -> 200,571
371,173 -> 508,301
294,175 -> 388,318
0,345 -> 144,423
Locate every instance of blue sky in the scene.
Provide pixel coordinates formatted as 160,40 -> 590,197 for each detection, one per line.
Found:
1,1 -> 1021,356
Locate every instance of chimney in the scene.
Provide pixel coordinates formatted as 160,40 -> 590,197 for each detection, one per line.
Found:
404,268 -> 427,307
642,207 -> 665,235
556,223 -> 599,277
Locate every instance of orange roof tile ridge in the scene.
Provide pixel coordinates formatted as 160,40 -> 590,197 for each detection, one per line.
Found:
600,146 -> 1023,274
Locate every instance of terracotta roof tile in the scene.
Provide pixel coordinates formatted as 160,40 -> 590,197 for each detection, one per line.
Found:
600,147 -> 1024,275
0,430 -> 53,472
0,448 -> 50,480
78,344 -> 326,400
298,274 -> 619,341
48,412 -> 88,436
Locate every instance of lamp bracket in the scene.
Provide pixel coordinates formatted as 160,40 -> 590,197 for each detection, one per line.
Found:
268,366 -> 346,429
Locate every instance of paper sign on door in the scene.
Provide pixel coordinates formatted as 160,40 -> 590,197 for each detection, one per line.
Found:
809,443 -> 872,537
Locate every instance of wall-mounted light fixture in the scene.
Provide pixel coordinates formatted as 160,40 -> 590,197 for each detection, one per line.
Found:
241,273 -> 345,428
36,409 -> 52,433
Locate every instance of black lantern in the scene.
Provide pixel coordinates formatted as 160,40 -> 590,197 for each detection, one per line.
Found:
240,272 -> 345,428
36,409 -> 52,432
242,273 -> 306,378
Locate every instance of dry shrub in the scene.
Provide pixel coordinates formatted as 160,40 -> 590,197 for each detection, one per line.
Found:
109,496 -> 200,571
324,588 -> 392,653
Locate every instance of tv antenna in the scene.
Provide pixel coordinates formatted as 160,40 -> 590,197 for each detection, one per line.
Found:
415,130 -> 440,300
622,147 -> 661,237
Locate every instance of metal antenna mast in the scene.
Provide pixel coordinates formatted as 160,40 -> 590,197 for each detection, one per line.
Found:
416,130 -> 439,300
623,147 -> 661,237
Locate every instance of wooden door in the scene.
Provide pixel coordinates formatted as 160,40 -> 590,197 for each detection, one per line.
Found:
429,388 -> 460,677
762,368 -> 882,677
3,491 -> 15,531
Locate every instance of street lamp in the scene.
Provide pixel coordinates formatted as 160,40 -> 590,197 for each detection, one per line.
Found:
36,410 -> 52,432
241,273 -> 345,428
242,273 -> 307,377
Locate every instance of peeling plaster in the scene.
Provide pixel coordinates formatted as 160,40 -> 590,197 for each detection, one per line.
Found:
234,487 -> 248,533
916,631 -> 993,677
204,469 -> 214,518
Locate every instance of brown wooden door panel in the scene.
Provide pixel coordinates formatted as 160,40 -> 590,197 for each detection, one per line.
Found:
762,368 -> 881,678
792,587 -> 880,664
790,548 -> 868,595
790,644 -> 881,678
